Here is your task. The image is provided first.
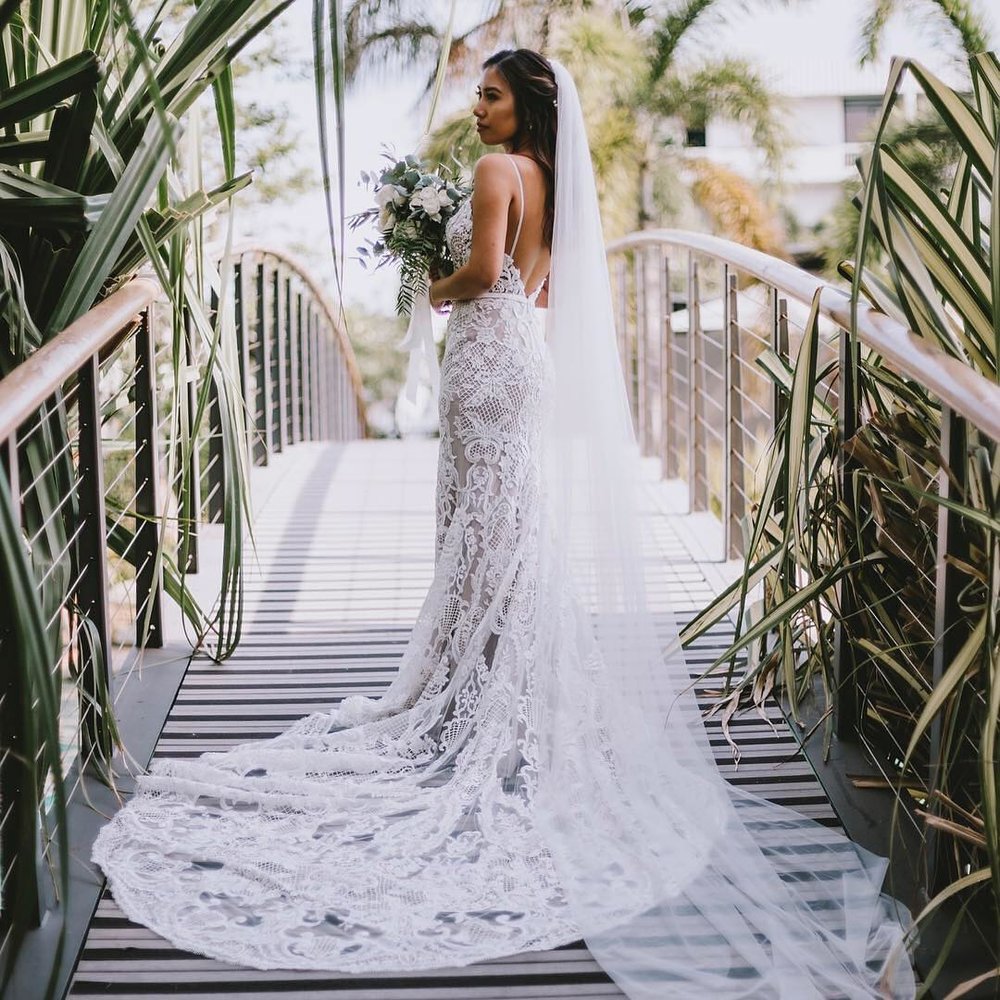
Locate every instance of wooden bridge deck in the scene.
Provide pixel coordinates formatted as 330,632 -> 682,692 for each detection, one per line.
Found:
68,438 -> 843,999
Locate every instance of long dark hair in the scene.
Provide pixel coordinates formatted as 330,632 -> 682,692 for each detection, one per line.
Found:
482,49 -> 557,245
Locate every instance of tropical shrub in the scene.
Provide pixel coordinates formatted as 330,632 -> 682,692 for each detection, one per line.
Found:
686,50 -> 1000,995
0,0 -> 299,984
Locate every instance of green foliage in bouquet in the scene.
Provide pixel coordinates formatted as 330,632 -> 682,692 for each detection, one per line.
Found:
350,152 -> 470,316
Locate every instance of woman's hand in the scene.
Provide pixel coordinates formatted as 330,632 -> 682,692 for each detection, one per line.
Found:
428,266 -> 451,314
427,262 -> 451,313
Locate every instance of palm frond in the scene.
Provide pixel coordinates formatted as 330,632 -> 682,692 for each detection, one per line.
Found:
686,158 -> 785,254
860,0 -> 992,66
345,20 -> 438,84
647,0 -> 717,86
661,56 -> 788,174
858,0 -> 896,66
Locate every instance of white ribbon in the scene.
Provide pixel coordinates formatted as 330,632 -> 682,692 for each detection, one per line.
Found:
398,283 -> 440,404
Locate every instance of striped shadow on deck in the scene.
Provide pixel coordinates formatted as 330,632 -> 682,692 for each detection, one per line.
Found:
69,440 -> 843,999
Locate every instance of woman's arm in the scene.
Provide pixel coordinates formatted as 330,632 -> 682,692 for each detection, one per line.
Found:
429,154 -> 512,308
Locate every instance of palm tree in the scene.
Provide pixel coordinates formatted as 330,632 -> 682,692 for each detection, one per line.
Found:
858,0 -> 992,66
626,2 -> 786,242
818,0 -> 994,273
346,1 -> 788,251
344,0 -> 569,94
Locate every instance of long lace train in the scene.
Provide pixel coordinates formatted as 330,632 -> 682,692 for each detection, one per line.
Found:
92,170 -> 914,995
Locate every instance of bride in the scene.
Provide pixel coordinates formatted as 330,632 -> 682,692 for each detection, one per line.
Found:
93,49 -> 916,998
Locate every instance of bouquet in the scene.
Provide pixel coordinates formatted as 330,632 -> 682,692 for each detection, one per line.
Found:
351,152 -> 470,318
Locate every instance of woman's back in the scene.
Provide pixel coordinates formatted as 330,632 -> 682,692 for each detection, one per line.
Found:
502,153 -> 550,299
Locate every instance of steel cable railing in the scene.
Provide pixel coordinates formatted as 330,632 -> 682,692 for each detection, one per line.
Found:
607,228 -> 1000,901
0,249 -> 367,973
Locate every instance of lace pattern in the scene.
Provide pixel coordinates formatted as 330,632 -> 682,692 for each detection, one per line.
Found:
89,179 -> 911,995
89,190 -> 604,972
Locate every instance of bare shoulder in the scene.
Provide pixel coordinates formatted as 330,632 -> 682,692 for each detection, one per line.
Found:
473,153 -> 516,189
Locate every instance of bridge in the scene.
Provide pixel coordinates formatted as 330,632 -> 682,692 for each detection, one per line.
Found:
1,234 -> 996,998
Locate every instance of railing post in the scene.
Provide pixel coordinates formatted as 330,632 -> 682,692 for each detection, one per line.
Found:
722,264 -> 731,558
726,270 -> 746,559
73,354 -> 117,780
615,255 -> 635,424
77,355 -> 113,704
927,404 -> 969,892
0,432 -> 46,934
343,344 -> 351,439
834,328 -> 861,739
256,260 -> 273,465
283,274 -> 294,446
331,355 -> 340,440
2,434 -> 19,503
310,306 -> 321,441
634,248 -> 648,452
319,321 -> 330,441
205,287 -> 224,524
329,343 -> 341,441
273,265 -> 288,453
134,307 -> 163,648
178,308 -> 200,573
235,261 -> 254,461
774,295 -> 789,431
688,256 -> 707,512
291,289 -> 303,444
301,305 -> 311,441
661,252 -> 675,479
333,333 -> 343,440
301,304 -> 314,440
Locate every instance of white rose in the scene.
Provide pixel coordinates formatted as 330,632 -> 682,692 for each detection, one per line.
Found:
433,187 -> 452,215
375,185 -> 397,209
411,185 -> 446,220
378,204 -> 396,233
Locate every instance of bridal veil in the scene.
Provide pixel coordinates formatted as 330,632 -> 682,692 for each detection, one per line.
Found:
89,55 -> 917,1000
533,57 -> 915,999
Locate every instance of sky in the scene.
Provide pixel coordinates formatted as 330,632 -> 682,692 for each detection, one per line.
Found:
235,0 -> 999,317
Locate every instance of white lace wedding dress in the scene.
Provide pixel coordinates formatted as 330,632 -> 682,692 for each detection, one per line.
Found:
92,158 -> 593,971
93,146 -> 914,997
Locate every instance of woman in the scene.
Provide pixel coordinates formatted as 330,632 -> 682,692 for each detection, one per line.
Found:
93,50 -> 916,998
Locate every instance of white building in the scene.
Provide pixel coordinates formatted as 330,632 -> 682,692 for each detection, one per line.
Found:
678,0 -> 991,236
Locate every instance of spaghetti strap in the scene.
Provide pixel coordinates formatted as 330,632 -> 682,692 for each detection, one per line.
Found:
506,154 -> 525,257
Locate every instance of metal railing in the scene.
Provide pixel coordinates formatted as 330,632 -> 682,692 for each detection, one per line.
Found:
606,228 -> 1000,893
0,279 -> 160,953
227,245 -> 366,468
607,229 -> 1000,562
181,246 -> 368,571
0,250 -> 366,965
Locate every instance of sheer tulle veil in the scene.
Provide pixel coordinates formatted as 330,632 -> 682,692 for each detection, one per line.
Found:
533,57 -> 916,999
87,52 -> 917,997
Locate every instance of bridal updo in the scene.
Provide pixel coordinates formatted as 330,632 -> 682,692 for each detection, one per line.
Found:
482,48 -> 557,245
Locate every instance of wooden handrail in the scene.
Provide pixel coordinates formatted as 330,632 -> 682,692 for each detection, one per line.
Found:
0,278 -> 159,440
606,229 -> 1000,442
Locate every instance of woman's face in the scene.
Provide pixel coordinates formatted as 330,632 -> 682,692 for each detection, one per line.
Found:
473,66 -> 519,146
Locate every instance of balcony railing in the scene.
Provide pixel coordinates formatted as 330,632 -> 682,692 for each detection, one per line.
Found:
0,250 -> 367,983
606,228 -> 1000,905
